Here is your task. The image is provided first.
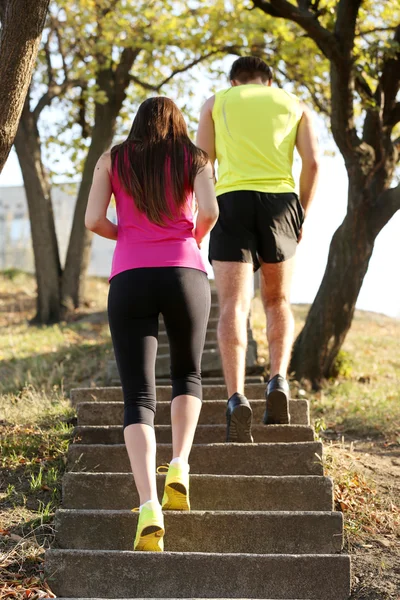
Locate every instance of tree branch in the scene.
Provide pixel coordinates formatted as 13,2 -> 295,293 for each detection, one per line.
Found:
252,0 -> 364,160
54,23 -> 68,80
114,47 -> 142,105
335,0 -> 363,57
33,79 -> 84,120
130,75 -> 158,92
328,1 -> 364,159
155,50 -> 221,90
130,49 -> 228,93
354,70 -> 374,100
276,65 -> 330,114
0,0 -> 6,23
381,26 -> 400,127
369,182 -> 400,238
356,26 -> 398,38
386,102 -> 400,127
252,0 -> 341,62
43,30 -> 55,87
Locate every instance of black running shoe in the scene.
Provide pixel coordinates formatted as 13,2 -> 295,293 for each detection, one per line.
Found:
263,375 -> 290,424
226,393 -> 253,443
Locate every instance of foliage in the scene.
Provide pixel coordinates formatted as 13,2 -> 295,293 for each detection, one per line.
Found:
34,0 -> 283,175
330,349 -> 353,379
250,0 -> 400,119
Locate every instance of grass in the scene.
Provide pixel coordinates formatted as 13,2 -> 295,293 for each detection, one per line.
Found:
0,271 -> 399,599
0,270 -> 109,599
0,270 -> 112,397
251,295 -> 400,598
0,414 -> 74,599
251,296 -> 400,442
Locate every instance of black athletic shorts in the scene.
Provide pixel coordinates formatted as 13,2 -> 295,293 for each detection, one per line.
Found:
209,190 -> 305,271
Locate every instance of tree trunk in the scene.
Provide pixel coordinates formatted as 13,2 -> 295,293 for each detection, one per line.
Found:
290,171 -> 389,385
0,0 -> 49,172
14,99 -> 62,323
60,53 -> 138,314
60,102 -> 117,314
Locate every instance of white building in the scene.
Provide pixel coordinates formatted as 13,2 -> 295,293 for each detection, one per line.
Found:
0,185 -> 211,278
0,184 -> 117,277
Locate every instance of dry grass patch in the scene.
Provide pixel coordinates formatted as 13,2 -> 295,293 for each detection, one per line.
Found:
251,294 -> 400,598
0,407 -> 74,600
0,270 -> 113,395
251,295 -> 400,442
1,272 -> 400,599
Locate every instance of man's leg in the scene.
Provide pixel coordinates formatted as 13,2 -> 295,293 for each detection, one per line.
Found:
260,257 -> 295,378
260,257 -> 295,425
213,261 -> 254,397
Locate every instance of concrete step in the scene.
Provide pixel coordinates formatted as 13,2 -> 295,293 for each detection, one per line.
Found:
108,340 -> 258,380
157,316 -> 219,331
73,424 -> 314,445
208,304 -> 220,319
76,399 -> 309,426
67,442 -> 324,476
71,383 -> 280,405
157,340 -> 217,353
112,375 -> 265,386
54,509 -> 343,554
45,549 -> 351,599
159,327 -> 220,346
62,473 -> 334,511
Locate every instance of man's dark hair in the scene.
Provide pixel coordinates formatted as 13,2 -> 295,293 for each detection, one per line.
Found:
229,56 -> 272,84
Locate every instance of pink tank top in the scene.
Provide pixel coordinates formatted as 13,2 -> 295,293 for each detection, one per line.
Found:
109,152 -> 206,280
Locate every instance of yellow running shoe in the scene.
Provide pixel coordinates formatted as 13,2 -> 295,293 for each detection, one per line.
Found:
158,462 -> 190,511
133,502 -> 165,551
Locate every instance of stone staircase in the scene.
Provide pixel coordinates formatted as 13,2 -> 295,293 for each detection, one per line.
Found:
45,290 -> 351,599
107,291 -> 261,384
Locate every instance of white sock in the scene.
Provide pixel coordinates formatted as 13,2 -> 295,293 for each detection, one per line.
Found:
139,499 -> 161,512
170,457 -> 190,470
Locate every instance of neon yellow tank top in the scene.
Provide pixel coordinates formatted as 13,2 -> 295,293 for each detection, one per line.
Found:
212,85 -> 303,195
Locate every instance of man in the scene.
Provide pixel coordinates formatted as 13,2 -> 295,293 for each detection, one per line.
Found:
196,56 -> 319,442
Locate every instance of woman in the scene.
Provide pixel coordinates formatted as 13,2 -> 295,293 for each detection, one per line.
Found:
85,97 -> 218,552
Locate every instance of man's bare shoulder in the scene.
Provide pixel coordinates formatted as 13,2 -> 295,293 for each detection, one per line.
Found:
202,95 -> 216,113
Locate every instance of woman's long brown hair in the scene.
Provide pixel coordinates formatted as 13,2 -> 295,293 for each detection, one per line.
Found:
111,97 -> 208,225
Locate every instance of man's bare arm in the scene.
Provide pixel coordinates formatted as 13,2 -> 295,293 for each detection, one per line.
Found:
196,96 -> 216,167
296,105 -> 320,217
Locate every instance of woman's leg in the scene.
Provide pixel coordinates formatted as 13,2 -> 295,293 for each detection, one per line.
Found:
124,424 -> 158,506
108,270 -> 159,506
161,268 -> 211,463
170,394 -> 202,463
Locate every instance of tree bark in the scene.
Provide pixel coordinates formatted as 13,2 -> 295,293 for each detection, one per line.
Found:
290,168 -> 396,384
252,1 -> 400,384
60,103 -> 116,313
14,98 -> 62,324
61,50 -> 139,314
0,0 -> 49,172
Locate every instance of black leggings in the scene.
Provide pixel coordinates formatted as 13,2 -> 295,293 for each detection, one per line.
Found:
108,267 -> 211,429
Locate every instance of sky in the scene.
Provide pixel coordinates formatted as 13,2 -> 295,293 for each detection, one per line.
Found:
1,64 -> 399,318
